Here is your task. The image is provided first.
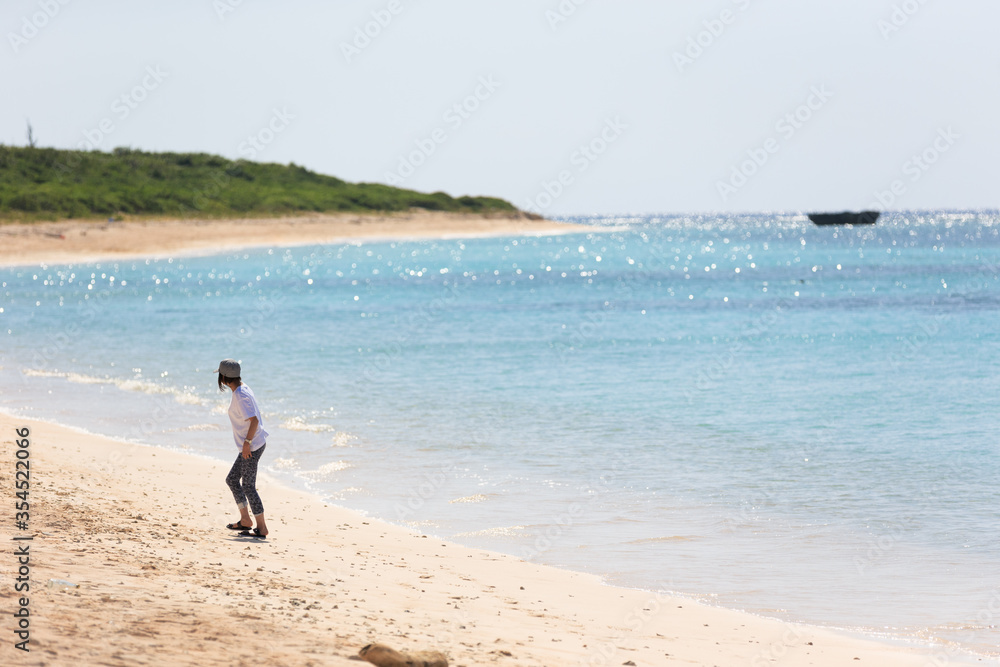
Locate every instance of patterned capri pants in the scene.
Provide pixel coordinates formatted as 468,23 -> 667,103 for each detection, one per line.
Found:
225,443 -> 265,516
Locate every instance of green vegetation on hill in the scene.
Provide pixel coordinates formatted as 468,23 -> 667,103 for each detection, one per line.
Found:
0,145 -> 518,221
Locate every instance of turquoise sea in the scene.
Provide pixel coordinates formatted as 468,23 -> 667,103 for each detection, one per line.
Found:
2,211 -> 999,658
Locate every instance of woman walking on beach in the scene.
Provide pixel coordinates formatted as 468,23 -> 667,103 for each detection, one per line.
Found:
218,359 -> 270,538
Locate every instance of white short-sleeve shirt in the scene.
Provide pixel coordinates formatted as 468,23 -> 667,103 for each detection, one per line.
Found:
228,384 -> 269,451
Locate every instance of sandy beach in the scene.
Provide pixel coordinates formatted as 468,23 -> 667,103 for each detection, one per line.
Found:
0,412 -> 979,667
0,213 -> 989,665
0,212 -> 589,268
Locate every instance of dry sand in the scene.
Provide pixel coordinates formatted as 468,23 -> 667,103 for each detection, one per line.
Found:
0,412 -> 978,666
0,211 -> 591,268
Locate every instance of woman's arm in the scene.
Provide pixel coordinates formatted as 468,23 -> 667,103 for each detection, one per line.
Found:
242,416 -> 259,459
245,416 -> 258,442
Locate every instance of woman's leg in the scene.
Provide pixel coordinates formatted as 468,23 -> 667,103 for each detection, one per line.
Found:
225,454 -> 252,528
242,445 -> 268,536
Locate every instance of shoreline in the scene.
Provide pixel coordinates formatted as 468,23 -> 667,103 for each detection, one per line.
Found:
0,211 -> 593,268
0,409 -> 981,666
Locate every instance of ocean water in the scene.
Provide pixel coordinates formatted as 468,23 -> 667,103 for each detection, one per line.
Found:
2,211 -> 999,658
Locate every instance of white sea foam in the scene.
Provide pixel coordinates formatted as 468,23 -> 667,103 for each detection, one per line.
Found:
453,526 -> 525,538
270,457 -> 300,470
449,494 -> 489,504
625,536 -> 698,545
67,373 -> 112,385
21,369 -> 66,379
299,460 -> 352,480
280,416 -> 335,433
327,486 -> 366,499
167,423 -> 222,433
331,431 -> 356,447
22,368 -> 206,406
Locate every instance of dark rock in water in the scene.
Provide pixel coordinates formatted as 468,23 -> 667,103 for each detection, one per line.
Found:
808,211 -> 880,226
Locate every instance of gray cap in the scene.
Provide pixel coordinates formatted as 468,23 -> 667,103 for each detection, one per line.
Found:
216,359 -> 241,378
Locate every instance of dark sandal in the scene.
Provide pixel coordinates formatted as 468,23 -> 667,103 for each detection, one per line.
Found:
240,528 -> 267,539
226,521 -> 253,530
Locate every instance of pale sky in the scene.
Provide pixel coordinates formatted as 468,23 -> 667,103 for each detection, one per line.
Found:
3,0 -> 998,215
